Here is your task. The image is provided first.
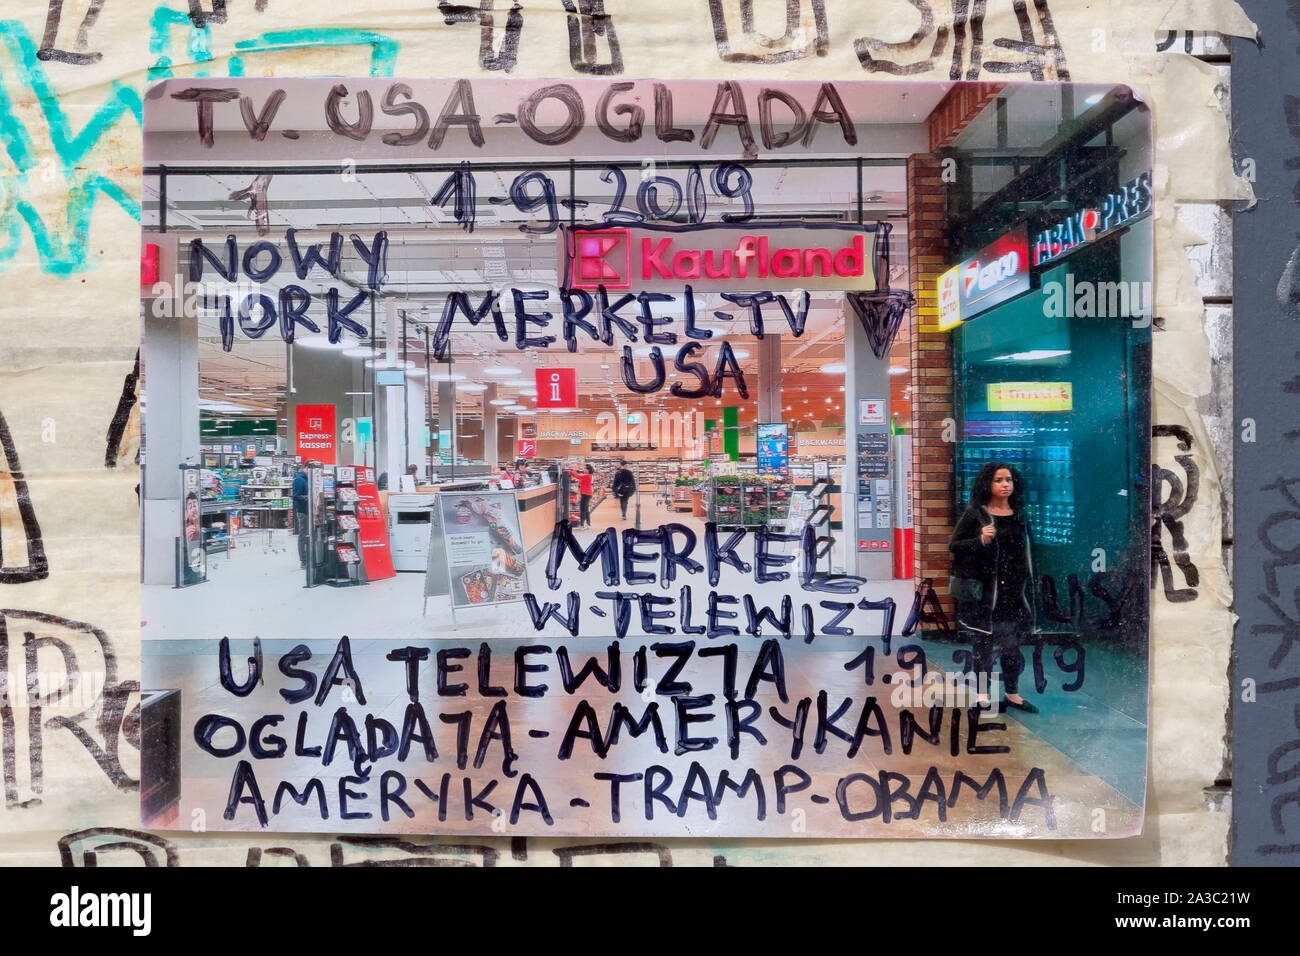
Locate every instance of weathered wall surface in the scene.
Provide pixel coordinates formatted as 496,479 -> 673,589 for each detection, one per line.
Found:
0,0 -> 1250,865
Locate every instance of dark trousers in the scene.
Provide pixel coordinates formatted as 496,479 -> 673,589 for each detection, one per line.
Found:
295,508 -> 309,566
972,618 -> 1026,696
618,493 -> 630,518
579,494 -> 591,527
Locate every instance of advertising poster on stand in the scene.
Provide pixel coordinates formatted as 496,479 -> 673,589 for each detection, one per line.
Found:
438,491 -> 529,609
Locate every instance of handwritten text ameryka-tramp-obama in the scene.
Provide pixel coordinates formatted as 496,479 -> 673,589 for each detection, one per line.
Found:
199,524 -> 1058,832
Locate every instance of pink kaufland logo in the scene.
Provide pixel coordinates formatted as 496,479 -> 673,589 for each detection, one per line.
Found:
571,229 -> 867,289
639,233 -> 866,281
573,228 -> 631,290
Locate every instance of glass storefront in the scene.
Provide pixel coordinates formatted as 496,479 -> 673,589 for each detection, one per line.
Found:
948,89 -> 1153,645
955,244 -> 1151,635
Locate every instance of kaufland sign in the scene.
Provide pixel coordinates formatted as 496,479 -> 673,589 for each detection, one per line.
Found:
562,224 -> 879,293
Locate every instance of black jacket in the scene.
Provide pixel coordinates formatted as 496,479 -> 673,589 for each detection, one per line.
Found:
612,467 -> 636,498
948,505 -> 1038,634
292,472 -> 309,514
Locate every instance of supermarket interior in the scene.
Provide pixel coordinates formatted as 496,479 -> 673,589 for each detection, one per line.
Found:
141,78 -> 1152,663
138,77 -> 1156,813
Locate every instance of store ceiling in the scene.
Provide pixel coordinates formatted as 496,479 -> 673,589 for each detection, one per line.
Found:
157,155 -> 912,432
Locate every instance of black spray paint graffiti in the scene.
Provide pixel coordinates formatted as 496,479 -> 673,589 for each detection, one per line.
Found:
847,223 -> 915,359
0,610 -> 138,809
42,1 -> 1079,80
1251,474 -> 1300,854
1152,424 -> 1201,603
36,0 -> 108,64
329,836 -> 500,866
1038,569 -> 1143,633
58,828 -> 179,867
55,829 -> 695,867
0,411 -> 47,583
104,350 -> 140,469
853,0 -> 1070,81
1241,0 -> 1300,859
187,0 -> 229,27
1155,31 -> 1200,54
706,0 -> 830,64
438,0 -> 623,75
554,842 -> 673,866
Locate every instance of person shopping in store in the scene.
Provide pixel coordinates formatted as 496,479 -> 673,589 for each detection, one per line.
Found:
292,464 -> 310,569
398,464 -> 419,493
948,461 -> 1041,714
612,459 -> 636,520
569,461 -> 594,528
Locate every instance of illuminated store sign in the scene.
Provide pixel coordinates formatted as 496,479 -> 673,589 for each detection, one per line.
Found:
295,404 -> 337,464
986,382 -> 1074,412
564,224 -> 878,293
1032,171 -> 1152,266
938,229 -> 1030,330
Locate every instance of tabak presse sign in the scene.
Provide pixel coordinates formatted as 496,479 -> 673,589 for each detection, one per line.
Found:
1031,171 -> 1153,267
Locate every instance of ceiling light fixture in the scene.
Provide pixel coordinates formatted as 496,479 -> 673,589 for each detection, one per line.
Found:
989,350 -> 1071,362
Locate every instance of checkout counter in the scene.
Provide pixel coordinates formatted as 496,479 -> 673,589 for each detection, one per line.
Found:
384,478 -> 560,571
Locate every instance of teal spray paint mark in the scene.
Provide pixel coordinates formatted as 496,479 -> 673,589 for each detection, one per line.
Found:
0,11 -> 401,275
232,29 -> 400,77
0,21 -> 142,275
148,3 -> 402,80
147,5 -> 201,80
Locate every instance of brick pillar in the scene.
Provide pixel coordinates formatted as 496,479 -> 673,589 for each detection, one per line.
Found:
907,83 -> 1004,615
907,154 -> 954,604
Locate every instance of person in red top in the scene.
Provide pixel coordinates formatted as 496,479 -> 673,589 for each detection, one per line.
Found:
569,461 -> 595,528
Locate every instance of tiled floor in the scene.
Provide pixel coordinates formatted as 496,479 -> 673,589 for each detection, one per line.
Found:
143,495 -> 905,642
142,494 -> 1147,837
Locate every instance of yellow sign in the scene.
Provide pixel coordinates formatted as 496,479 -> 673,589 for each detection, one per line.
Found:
986,382 -> 1073,412
937,265 -> 962,330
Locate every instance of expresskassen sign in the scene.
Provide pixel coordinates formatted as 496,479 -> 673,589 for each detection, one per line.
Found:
562,224 -> 879,293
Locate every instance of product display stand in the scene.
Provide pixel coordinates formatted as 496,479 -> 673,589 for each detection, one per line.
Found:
804,476 -> 836,578
322,471 -> 365,587
706,473 -> 794,528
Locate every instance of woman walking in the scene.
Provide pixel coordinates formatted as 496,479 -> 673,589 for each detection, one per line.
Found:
948,461 -> 1041,714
